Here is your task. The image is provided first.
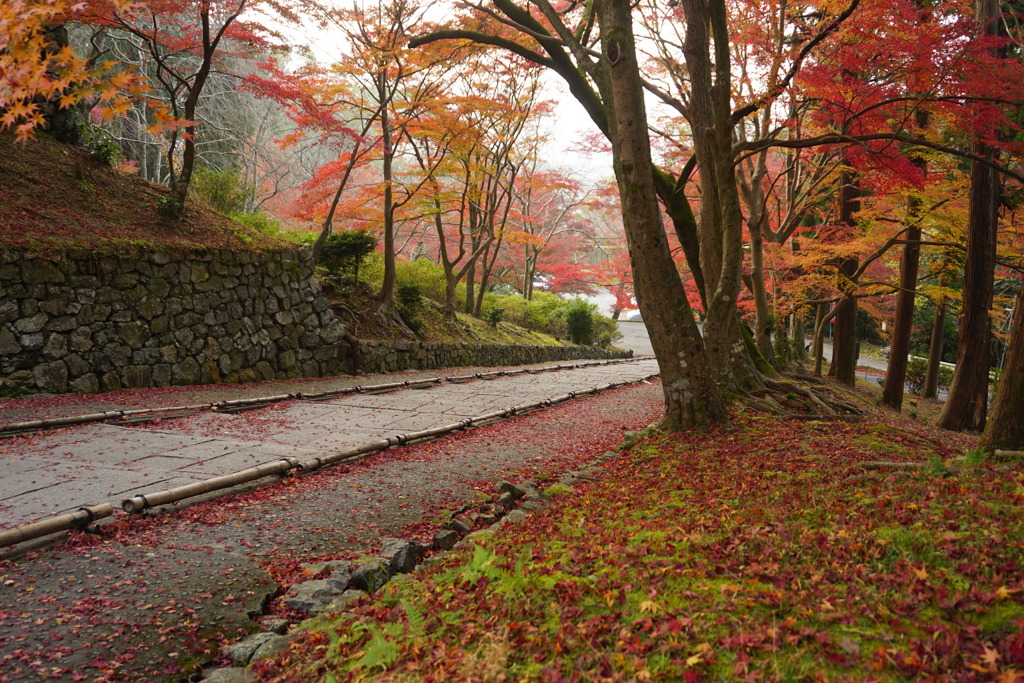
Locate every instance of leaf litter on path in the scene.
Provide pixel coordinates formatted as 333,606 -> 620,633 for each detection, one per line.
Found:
0,381 -> 664,682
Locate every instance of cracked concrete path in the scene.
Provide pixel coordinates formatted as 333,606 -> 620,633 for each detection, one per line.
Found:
0,359 -> 659,530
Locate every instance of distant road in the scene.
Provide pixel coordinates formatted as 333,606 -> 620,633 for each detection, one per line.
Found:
616,319 -> 655,356
619,323 -> 898,383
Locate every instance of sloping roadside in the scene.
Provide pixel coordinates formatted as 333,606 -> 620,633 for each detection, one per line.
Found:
248,387 -> 1024,682
0,380 -> 665,682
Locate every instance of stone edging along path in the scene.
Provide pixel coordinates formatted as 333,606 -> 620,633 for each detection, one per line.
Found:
204,451 -> 639,682
0,357 -> 658,551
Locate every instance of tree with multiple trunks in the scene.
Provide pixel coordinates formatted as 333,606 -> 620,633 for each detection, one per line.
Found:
506,163 -> 592,301
412,0 -> 868,427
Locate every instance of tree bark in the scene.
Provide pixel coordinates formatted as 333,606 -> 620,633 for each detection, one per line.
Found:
748,213 -> 776,366
937,0 -> 1000,432
881,223 -> 921,409
680,0 -> 762,392
882,108 -> 929,410
813,301 -> 827,376
922,298 -> 947,399
936,145 -> 998,431
980,284 -> 1024,451
829,168 -> 861,386
377,71 -> 397,314
596,0 -> 726,429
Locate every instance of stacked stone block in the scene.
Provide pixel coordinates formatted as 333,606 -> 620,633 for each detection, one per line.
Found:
0,247 -> 349,395
0,247 -> 632,396
358,340 -> 631,373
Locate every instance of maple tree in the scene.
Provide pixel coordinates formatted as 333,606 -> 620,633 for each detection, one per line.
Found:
75,0 -> 289,216
505,161 -> 592,301
405,49 -> 543,317
593,248 -> 635,319
0,0 -> 148,140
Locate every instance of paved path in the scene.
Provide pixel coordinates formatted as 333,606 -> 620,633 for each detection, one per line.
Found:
0,359 -> 659,531
0,371 -> 666,683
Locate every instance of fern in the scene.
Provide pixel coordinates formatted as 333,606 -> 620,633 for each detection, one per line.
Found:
353,624 -> 399,672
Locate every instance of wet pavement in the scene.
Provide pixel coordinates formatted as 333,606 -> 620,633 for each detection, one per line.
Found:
0,359 -> 659,531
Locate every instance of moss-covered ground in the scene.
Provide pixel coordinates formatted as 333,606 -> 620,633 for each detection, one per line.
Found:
252,380 -> 1024,682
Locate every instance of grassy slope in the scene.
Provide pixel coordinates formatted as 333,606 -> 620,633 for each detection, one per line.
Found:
326,281 -> 567,346
0,132 -> 283,252
253,380 -> 1024,682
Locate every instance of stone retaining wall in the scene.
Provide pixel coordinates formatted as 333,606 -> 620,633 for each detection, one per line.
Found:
359,341 -> 630,374
0,247 -> 630,396
0,247 -> 350,395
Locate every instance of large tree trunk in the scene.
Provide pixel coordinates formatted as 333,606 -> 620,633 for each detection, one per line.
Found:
980,284 -> 1024,451
596,0 -> 726,429
681,0 -> 762,392
937,0 -> 1000,432
40,25 -> 82,143
882,224 -> 921,409
936,146 -> 998,431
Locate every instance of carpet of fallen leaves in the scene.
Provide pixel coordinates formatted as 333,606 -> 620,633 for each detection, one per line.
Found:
251,389 -> 1024,682
0,132 -> 283,253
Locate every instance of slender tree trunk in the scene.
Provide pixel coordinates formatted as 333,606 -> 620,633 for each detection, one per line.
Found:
980,284 -> 1024,451
829,168 -> 861,386
882,223 -> 921,409
596,0 -> 726,429
464,259 -> 476,315
474,243 -> 491,316
882,110 -> 929,410
377,77 -> 397,314
923,298 -> 947,399
813,302 -> 827,376
749,215 -> 775,366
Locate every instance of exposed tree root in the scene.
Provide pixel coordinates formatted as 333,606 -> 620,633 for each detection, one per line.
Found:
376,307 -> 416,338
995,450 -> 1024,461
745,377 -> 864,419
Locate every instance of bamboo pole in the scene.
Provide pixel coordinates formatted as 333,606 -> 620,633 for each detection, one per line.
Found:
121,457 -> 301,513
0,503 -> 113,549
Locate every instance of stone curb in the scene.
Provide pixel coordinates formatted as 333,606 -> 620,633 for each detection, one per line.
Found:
200,449 -> 625,680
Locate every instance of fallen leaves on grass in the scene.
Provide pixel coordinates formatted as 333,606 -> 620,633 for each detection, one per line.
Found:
251,403 -> 1024,682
